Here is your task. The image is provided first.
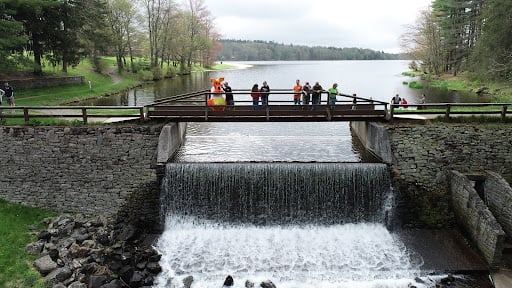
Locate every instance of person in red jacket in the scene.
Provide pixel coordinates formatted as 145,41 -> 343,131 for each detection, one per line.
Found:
251,83 -> 260,110
401,98 -> 408,109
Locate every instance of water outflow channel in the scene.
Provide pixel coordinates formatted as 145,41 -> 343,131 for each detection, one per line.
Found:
154,163 -> 429,288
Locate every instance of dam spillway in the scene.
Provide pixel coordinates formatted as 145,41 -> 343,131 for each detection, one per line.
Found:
154,162 -> 432,288
160,162 -> 393,225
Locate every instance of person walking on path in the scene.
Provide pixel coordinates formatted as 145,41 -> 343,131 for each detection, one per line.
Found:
293,79 -> 302,106
3,82 -> 14,113
251,83 -> 260,111
327,83 -> 341,110
260,81 -> 270,107
0,87 -> 4,106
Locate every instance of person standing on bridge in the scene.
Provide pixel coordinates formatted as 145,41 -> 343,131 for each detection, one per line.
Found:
260,81 -> 270,108
302,81 -> 312,106
223,82 -> 234,110
293,79 -> 302,106
327,83 -> 341,110
391,94 -> 401,107
251,83 -> 260,111
401,98 -> 408,109
311,81 -> 323,110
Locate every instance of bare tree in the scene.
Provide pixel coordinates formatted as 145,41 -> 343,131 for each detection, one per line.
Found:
401,8 -> 443,75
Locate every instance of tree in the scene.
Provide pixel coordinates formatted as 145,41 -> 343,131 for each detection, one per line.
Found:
106,0 -> 138,73
401,8 -> 444,75
140,0 -> 172,69
0,3 -> 26,72
470,0 -> 512,80
431,0 -> 483,76
10,0 -> 62,75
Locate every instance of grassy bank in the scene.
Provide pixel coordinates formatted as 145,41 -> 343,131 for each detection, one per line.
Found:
0,199 -> 56,288
402,71 -> 512,102
15,59 -> 142,107
13,59 -> 231,107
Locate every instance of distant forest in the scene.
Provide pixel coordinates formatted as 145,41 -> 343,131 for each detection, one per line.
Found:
217,40 -> 401,61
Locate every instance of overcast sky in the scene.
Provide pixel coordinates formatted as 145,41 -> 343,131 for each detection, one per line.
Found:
202,0 -> 432,53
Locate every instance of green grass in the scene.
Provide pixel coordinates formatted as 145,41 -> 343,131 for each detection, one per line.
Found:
402,71 -> 423,77
0,199 -> 56,288
408,81 -> 423,89
15,60 -> 142,107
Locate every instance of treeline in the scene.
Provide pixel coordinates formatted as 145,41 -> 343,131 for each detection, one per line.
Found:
0,0 -> 219,78
401,0 -> 512,81
218,40 -> 400,61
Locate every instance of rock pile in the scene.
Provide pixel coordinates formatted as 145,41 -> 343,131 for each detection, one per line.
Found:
26,214 -> 162,288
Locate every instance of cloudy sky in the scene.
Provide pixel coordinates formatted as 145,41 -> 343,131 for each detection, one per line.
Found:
202,0 -> 432,53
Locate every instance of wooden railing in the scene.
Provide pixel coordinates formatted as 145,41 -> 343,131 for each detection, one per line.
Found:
146,91 -> 389,122
390,103 -> 512,121
0,106 -> 145,124
3,91 -> 512,125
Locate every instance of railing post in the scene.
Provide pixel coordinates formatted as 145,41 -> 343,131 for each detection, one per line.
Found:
204,92 -> 209,121
82,108 -> 88,124
139,107 -> 145,123
389,104 -> 394,121
445,104 -> 451,121
502,105 -> 508,122
23,107 -> 29,123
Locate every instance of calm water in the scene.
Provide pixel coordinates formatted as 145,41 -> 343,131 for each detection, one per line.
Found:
173,122 -> 373,162
78,60 -> 489,106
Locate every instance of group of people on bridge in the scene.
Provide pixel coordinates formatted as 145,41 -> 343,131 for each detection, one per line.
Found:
208,77 -> 348,111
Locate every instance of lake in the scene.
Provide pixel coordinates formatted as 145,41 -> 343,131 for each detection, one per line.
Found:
80,60 -> 490,107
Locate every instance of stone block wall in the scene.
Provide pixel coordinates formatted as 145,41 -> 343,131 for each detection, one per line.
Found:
0,124 -> 170,228
484,171 -> 512,240
451,171 -> 505,268
1,76 -> 85,90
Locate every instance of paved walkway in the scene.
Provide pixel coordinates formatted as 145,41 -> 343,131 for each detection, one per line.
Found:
493,268 -> 512,288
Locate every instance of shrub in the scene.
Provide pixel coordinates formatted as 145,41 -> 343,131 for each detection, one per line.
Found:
408,81 -> 424,89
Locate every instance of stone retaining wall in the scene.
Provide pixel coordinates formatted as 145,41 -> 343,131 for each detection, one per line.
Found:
451,171 -> 505,268
0,122 -> 185,231
1,76 -> 85,90
351,121 -> 512,227
484,171 -> 512,240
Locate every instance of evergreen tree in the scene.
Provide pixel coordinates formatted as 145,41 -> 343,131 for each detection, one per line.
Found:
471,0 -> 512,80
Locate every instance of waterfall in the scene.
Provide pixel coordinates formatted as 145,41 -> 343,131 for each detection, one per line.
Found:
161,162 -> 393,225
154,163 -> 429,288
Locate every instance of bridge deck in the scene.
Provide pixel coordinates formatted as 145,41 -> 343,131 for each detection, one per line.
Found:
148,104 -> 387,122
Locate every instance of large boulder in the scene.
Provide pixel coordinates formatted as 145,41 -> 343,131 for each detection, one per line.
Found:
33,255 -> 57,276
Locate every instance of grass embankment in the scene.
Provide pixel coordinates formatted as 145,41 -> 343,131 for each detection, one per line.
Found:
0,199 -> 56,288
400,71 -> 512,118
3,59 -> 230,125
14,58 -> 141,107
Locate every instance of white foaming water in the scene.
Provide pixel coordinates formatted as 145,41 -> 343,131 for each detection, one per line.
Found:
153,216 -> 428,288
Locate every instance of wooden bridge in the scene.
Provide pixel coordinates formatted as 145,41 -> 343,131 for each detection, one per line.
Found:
2,89 -> 512,124
146,90 -> 389,122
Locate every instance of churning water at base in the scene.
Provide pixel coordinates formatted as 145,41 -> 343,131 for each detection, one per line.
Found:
154,217 -> 426,288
